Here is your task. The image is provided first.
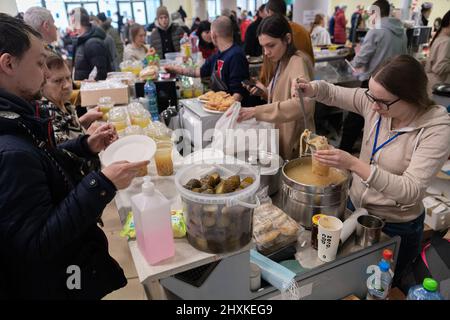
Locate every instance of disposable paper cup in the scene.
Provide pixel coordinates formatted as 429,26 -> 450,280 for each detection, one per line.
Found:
318,216 -> 343,262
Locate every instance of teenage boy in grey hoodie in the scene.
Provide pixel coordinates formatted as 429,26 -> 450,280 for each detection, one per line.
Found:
340,0 -> 407,153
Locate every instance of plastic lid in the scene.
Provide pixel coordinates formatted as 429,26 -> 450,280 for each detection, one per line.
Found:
382,249 -> 393,261
423,278 -> 438,292
312,214 -> 327,226
378,261 -> 390,272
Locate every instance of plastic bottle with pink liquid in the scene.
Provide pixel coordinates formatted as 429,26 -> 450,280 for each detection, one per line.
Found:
131,177 -> 174,265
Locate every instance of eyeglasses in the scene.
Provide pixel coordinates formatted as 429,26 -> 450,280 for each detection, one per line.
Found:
364,89 -> 400,111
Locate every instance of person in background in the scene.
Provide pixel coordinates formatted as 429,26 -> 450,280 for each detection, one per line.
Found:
329,6 -> 339,43
165,16 -> 249,103
41,54 -> 104,144
171,12 -> 190,35
24,6 -> 58,50
431,17 -> 442,40
244,4 -> 267,57
115,11 -> 124,35
293,55 -> 450,289
0,13 -> 149,299
238,15 -> 315,160
149,6 -> 184,58
349,5 -> 363,43
191,17 -> 201,34
333,5 -> 347,44
97,12 -> 123,64
426,10 -> 450,92
123,24 -> 148,62
340,0 -> 407,154
417,2 -> 433,26
178,6 -> 187,23
222,8 -> 242,46
121,18 -> 134,45
90,15 -> 119,71
240,11 -> 252,43
196,21 -> 216,60
310,14 -> 332,46
262,0 -> 314,86
70,7 -> 112,81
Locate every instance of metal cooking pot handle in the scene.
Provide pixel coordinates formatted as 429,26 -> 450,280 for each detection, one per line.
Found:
234,196 -> 261,209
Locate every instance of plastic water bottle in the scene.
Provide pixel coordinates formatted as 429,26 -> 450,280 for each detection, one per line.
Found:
144,80 -> 160,121
407,278 -> 445,300
367,261 -> 392,300
131,177 -> 175,265
381,249 -> 395,278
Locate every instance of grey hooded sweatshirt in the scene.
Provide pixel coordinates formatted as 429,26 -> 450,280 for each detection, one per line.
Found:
352,17 -> 407,81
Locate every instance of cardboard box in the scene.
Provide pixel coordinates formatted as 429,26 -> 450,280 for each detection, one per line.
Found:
80,83 -> 129,107
423,196 -> 450,231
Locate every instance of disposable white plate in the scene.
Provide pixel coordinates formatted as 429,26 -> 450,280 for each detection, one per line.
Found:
101,135 -> 156,167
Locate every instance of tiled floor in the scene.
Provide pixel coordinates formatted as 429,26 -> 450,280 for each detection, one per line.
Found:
101,201 -> 146,300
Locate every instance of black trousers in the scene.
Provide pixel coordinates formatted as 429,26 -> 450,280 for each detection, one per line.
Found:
339,80 -> 368,153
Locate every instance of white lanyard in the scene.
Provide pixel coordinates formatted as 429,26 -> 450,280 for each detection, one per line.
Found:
269,62 -> 281,103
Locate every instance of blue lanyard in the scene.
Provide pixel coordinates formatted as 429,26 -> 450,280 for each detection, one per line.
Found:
370,116 -> 404,164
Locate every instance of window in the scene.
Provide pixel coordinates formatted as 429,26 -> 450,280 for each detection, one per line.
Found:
207,0 -> 220,19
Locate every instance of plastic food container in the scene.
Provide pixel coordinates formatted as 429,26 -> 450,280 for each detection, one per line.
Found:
175,162 -> 260,253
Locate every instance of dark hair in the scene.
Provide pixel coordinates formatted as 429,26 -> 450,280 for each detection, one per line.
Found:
0,13 -> 42,59
258,4 -> 266,14
196,21 -> 214,50
372,55 -> 433,109
257,14 -> 296,58
373,0 -> 390,18
129,23 -> 145,43
70,7 -> 90,27
266,0 -> 287,16
46,53 -> 67,71
430,10 -> 450,48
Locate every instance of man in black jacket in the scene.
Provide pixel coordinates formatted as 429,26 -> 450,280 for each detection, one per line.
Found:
244,4 -> 267,57
70,7 -> 111,81
0,13 -> 148,299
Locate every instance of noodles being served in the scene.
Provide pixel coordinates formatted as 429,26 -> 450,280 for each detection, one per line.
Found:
299,129 -> 330,176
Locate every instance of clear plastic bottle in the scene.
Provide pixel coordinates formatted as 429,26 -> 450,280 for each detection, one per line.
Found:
381,249 -> 395,278
367,261 -> 392,300
407,278 -> 445,300
131,177 -> 175,265
144,80 -> 160,121
180,33 -> 191,58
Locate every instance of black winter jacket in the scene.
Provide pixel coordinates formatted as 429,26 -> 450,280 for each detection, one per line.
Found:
0,89 -> 126,299
73,25 -> 112,81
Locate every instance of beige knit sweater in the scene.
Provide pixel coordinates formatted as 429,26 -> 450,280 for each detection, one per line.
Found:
311,80 -> 450,223
425,34 -> 450,92
254,51 -> 315,160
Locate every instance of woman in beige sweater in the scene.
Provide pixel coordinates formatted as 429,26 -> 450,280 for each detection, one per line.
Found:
292,55 -> 450,284
239,14 -> 314,160
425,10 -> 450,92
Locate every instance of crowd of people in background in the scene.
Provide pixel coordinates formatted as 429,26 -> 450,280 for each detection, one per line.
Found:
1,0 -> 449,299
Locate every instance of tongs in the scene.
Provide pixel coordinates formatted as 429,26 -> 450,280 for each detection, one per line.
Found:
296,78 -> 318,148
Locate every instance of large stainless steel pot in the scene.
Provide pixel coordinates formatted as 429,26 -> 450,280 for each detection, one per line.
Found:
281,156 -> 351,228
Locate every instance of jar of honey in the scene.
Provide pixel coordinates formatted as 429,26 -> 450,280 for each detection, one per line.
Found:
154,141 -> 173,176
